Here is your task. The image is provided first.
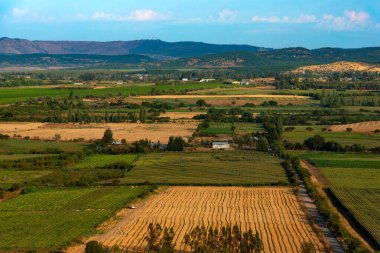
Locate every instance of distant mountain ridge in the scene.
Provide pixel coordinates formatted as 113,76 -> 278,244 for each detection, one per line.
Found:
0,37 -> 267,57
0,38 -> 379,71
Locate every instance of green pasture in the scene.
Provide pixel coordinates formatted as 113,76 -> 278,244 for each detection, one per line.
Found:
283,126 -> 380,148
73,154 -> 138,169
199,122 -> 264,135
121,151 -> 287,185
0,139 -> 85,154
0,170 -> 52,189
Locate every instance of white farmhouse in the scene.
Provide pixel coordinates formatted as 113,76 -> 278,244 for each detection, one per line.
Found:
212,141 -> 230,149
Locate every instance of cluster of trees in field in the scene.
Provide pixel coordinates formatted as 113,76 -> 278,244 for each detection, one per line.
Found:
84,223 -> 267,253
319,90 -> 380,108
274,73 -> 380,90
283,134 -> 380,153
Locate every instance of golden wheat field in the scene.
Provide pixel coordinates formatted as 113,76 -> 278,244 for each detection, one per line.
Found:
87,187 -> 324,253
0,122 -> 198,142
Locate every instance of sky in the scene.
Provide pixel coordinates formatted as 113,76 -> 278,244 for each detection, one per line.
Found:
0,0 -> 379,49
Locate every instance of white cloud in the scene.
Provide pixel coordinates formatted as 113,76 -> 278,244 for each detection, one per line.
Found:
344,10 -> 368,23
12,8 -> 28,17
91,9 -> 169,22
218,9 -> 238,22
317,10 -> 370,30
252,14 -> 316,24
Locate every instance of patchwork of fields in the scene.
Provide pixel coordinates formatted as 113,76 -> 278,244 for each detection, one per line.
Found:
122,151 -> 288,185
89,187 -> 324,253
300,152 -> 380,248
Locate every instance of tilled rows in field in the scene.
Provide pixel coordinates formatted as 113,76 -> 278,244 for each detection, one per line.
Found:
328,121 -> 380,133
95,187 -> 324,253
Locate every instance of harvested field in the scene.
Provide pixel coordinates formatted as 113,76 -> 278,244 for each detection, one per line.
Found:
88,187 -> 324,253
328,121 -> 380,133
161,112 -> 205,119
0,122 -> 198,142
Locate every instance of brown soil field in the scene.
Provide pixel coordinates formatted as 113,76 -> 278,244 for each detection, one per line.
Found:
161,112 -> 205,119
0,122 -> 198,142
135,94 -> 309,99
328,121 -> 380,133
75,187 -> 324,253
293,61 -> 380,73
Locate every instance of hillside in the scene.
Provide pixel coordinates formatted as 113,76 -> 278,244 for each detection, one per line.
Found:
292,61 -> 380,74
0,38 -> 266,58
0,54 -> 155,69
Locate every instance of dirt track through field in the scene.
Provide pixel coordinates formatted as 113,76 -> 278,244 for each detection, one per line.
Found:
72,187 -> 324,253
134,94 -> 309,99
0,122 -> 198,142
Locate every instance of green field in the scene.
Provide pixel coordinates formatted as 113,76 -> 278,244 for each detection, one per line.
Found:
73,154 -> 138,169
0,154 -> 56,161
0,170 -> 52,189
121,151 -> 287,185
299,151 -> 380,247
199,122 -> 264,135
0,83 -> 226,104
330,187 -> 380,247
283,126 -> 380,148
0,186 -> 152,251
0,139 -> 85,154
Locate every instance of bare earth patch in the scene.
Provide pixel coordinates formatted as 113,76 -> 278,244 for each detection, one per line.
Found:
0,122 -> 198,142
68,187 -> 324,253
293,61 -> 380,73
328,121 -> 380,133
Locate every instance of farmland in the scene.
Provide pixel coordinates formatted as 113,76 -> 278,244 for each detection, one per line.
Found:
198,122 -> 264,135
0,122 -> 198,142
73,154 -> 138,169
89,187 -> 324,253
0,186 -> 153,252
121,151 -> 287,185
299,151 -> 380,248
330,187 -> 380,247
0,170 -> 52,189
0,82 -> 228,104
283,125 -> 380,148
0,139 -> 85,154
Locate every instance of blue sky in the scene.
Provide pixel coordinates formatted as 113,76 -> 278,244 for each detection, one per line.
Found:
1,0 -> 379,48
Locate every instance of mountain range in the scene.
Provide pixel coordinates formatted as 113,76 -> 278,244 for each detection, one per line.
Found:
0,38 -> 379,71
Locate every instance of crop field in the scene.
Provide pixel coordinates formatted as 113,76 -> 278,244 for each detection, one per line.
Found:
90,187 -> 324,253
330,187 -> 380,248
0,186 -> 152,252
73,154 -> 138,169
0,83 -> 228,104
0,169 -> 52,189
0,122 -> 198,142
328,121 -> 380,133
299,151 -> 380,248
121,151 -> 287,185
0,139 -> 85,154
283,125 -> 380,148
0,154 -> 56,161
199,122 -> 264,135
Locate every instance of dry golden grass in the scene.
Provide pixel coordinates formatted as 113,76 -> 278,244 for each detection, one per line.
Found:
0,122 -> 198,142
293,61 -> 380,73
84,187 -> 324,253
161,112 -> 205,119
328,121 -> 380,133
